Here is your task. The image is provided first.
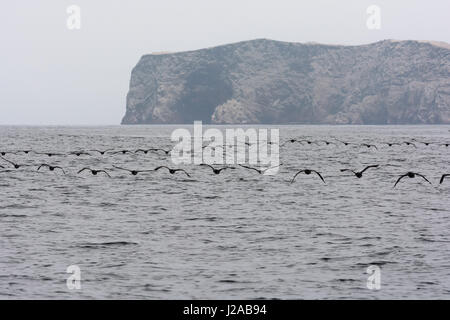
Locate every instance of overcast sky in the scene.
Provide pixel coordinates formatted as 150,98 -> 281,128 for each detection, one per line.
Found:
1,0 -> 449,125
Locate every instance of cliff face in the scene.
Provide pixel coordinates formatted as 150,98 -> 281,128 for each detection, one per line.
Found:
122,39 -> 450,124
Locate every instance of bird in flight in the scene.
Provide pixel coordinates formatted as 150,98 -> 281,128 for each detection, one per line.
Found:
299,140 -> 318,145
394,172 -> 431,188
78,168 -> 111,178
290,169 -> 325,183
402,141 -> 417,148
440,174 -> 449,184
149,148 -> 171,155
383,142 -> 401,147
69,151 -> 91,157
360,143 -> 378,150
90,149 -> 114,155
319,140 -> 336,146
281,139 -> 299,147
412,139 -> 433,146
16,150 -> 35,155
0,156 -> 30,169
154,166 -> 191,177
35,152 -> 64,157
238,164 -> 282,175
199,163 -> 235,174
37,164 -> 66,174
439,143 -> 449,148
340,165 -> 379,178
0,151 -> 17,156
112,165 -> 153,176
112,150 -> 133,155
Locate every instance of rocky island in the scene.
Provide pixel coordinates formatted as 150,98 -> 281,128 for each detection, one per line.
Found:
122,39 -> 450,124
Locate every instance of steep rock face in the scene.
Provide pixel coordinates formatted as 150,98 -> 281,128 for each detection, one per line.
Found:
122,39 -> 450,124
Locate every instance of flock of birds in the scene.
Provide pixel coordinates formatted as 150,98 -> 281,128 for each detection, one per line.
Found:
0,136 -> 449,188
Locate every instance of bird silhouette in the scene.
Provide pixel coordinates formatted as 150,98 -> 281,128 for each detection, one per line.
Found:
112,165 -> 153,176
340,165 -> 379,178
291,169 -> 325,183
360,143 -> 378,150
37,164 -> 66,174
199,163 -> 235,174
394,172 -> 431,188
402,141 -> 417,148
78,168 -> 111,178
154,166 -> 191,177
69,151 -> 91,157
90,149 -> 113,155
383,142 -> 401,147
112,150 -> 132,155
0,156 -> 30,169
238,164 -> 282,174
35,152 -> 64,157
149,148 -> 171,155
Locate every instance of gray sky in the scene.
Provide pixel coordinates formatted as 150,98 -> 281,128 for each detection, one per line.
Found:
1,0 -> 449,125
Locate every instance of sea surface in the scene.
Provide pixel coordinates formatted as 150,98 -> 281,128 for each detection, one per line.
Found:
0,125 -> 449,299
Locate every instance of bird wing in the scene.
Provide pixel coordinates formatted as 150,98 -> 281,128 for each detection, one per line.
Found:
394,174 -> 408,188
154,166 -> 169,172
239,164 -> 261,173
290,170 -> 305,183
415,173 -> 432,185
37,164 -> 48,171
112,165 -> 130,172
55,166 -> 66,174
440,174 -> 449,184
200,163 -> 214,170
98,170 -> 111,178
0,156 -> 15,166
312,170 -> 326,183
77,168 -> 90,174
360,165 -> 379,174
174,169 -> 191,177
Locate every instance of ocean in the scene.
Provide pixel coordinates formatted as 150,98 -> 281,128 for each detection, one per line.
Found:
0,125 -> 449,299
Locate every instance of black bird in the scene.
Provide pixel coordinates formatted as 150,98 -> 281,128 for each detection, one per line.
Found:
37,164 -> 66,174
383,142 -> 401,147
0,151 -> 16,156
112,150 -> 132,155
319,140 -> 336,146
16,150 -> 34,155
238,164 -> 282,174
291,169 -> 325,183
35,152 -> 64,157
90,149 -> 114,155
69,151 -> 91,157
439,143 -> 449,147
335,139 -> 354,146
412,139 -> 433,146
154,166 -> 191,177
402,141 -> 417,148
299,140 -> 318,145
340,165 -> 379,178
0,156 -> 30,169
112,165 -> 153,176
78,168 -> 111,178
394,172 -> 431,188
149,148 -> 171,155
440,174 -> 450,184
135,148 -> 153,154
199,163 -> 235,174
281,139 -> 299,147
360,143 -> 378,150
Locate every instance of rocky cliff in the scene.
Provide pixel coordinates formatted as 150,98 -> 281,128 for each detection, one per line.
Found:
122,39 -> 450,124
